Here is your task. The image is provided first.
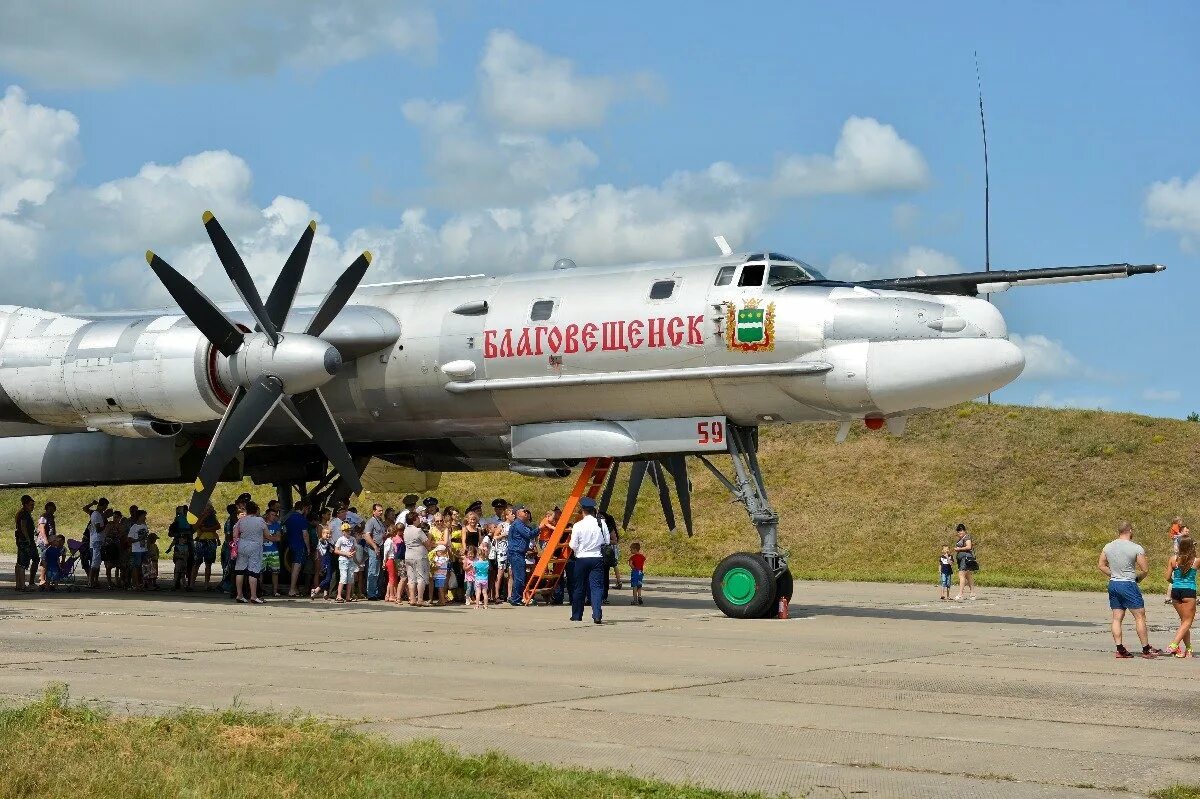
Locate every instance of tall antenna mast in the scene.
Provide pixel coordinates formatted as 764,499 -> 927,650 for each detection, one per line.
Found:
976,51 -> 991,276
976,52 -> 993,404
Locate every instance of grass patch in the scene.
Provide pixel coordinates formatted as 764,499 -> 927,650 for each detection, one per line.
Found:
1152,787 -> 1200,799
0,686 -> 765,799
1,402 -> 1195,593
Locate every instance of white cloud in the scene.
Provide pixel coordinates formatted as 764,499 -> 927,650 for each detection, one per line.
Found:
823,245 -> 961,282
479,30 -> 659,131
1009,334 -> 1083,380
772,116 -> 929,196
0,1 -> 437,88
1032,392 -> 1111,410
48,151 -> 259,256
402,99 -> 599,208
0,86 -> 79,215
1142,388 -> 1181,402
1146,170 -> 1200,251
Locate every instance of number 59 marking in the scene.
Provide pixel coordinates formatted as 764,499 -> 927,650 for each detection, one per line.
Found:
697,420 -> 724,445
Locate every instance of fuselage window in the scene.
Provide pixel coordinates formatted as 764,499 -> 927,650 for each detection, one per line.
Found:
738,263 -> 765,287
530,299 -> 555,321
649,280 -> 676,300
714,266 -> 735,286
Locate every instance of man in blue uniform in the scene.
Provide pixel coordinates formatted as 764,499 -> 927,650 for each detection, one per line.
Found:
506,505 -> 538,605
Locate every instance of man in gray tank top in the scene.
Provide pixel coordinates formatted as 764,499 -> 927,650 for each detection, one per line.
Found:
1099,521 -> 1161,658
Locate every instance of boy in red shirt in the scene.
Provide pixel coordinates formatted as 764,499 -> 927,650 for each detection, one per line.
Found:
628,542 -> 646,605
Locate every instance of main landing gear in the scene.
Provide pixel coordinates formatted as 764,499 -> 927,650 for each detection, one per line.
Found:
696,424 -> 792,619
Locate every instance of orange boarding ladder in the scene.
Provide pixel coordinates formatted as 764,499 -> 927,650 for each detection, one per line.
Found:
522,457 -> 614,604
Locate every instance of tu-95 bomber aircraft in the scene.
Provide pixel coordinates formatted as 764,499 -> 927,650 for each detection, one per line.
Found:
0,213 -> 1164,616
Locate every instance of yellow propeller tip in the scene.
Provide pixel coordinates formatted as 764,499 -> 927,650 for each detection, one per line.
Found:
194,478 -> 204,492
308,220 -> 317,232
186,512 -> 199,525
144,250 -> 155,265
363,250 -> 373,265
202,210 -> 214,224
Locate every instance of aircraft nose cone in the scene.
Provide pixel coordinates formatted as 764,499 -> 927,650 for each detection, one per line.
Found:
866,338 -> 1024,414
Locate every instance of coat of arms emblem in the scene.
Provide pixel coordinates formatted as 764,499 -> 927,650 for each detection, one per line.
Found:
725,298 -> 775,352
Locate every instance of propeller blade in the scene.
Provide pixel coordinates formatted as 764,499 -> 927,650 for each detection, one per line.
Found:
264,220 -> 316,331
202,210 -> 280,344
650,460 -> 677,534
305,251 -> 372,337
146,251 -> 245,356
622,460 -> 648,531
598,460 -> 620,515
666,455 -> 693,537
187,376 -> 285,520
289,388 -> 363,495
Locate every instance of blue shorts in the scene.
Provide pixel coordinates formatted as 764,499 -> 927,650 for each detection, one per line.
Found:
1108,580 -> 1144,610
630,569 -> 644,588
939,573 -> 951,588
131,552 -> 145,569
194,539 -> 218,565
434,574 -> 447,589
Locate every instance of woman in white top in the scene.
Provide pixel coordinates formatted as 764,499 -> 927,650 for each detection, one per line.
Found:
568,497 -> 610,624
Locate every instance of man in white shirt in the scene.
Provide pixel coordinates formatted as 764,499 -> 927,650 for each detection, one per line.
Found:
567,497 -> 609,624
83,498 -> 109,587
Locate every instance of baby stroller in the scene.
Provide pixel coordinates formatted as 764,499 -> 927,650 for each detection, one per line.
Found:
57,539 -> 84,591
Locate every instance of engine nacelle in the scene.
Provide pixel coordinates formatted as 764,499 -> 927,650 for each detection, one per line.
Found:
0,432 -> 182,487
0,307 -> 226,427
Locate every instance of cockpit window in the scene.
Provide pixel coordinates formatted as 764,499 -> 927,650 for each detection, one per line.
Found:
767,263 -> 812,286
714,266 -> 735,286
738,263 -> 765,286
649,280 -> 675,300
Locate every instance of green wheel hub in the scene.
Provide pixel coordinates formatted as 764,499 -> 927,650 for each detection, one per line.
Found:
721,567 -> 759,606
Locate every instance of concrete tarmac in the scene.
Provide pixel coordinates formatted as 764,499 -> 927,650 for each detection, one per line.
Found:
0,568 -> 1190,798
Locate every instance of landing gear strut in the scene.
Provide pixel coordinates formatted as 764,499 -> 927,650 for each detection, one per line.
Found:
696,424 -> 792,619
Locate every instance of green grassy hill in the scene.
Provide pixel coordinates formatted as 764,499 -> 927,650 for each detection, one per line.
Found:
3,402 -> 1196,591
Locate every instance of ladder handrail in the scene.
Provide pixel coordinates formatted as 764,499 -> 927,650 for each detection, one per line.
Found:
523,457 -> 612,603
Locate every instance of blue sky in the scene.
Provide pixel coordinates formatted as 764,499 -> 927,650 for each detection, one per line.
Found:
0,2 -> 1195,416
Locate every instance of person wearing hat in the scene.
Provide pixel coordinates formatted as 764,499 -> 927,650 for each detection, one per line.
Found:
568,497 -> 610,624
397,494 -> 419,526
506,505 -> 538,605
484,498 -> 508,527
422,496 -> 439,517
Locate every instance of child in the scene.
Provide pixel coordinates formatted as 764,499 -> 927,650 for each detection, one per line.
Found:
432,544 -> 450,605
352,523 -> 368,600
333,525 -> 356,603
628,542 -> 646,605
144,533 -> 160,590
42,535 -> 65,589
473,544 -> 490,609
463,545 -> 477,605
262,509 -> 282,597
312,526 -> 333,600
166,506 -> 194,591
383,525 -> 404,603
938,546 -> 953,600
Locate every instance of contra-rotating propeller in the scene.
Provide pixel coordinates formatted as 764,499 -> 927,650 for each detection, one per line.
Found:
147,211 -> 371,522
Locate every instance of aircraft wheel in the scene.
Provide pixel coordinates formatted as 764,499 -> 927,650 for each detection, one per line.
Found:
759,568 -> 794,617
712,553 -> 776,619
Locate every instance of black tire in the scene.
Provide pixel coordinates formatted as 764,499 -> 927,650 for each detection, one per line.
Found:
760,568 -> 794,617
712,553 -> 776,619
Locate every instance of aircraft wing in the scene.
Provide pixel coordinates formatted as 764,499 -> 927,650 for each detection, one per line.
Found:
857,263 -> 1164,296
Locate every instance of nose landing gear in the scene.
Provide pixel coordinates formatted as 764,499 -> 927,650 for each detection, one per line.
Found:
697,424 -> 792,619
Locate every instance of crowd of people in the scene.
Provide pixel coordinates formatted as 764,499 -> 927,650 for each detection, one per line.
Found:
11,491 -> 647,625
1097,517 -> 1200,660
